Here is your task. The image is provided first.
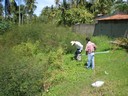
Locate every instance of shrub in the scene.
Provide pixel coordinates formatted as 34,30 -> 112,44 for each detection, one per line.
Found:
0,51 -> 46,96
12,41 -> 40,57
45,47 -> 65,87
48,47 -> 64,70
0,21 -> 11,35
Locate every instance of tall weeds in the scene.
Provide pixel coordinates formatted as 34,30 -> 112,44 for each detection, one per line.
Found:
0,23 -> 86,96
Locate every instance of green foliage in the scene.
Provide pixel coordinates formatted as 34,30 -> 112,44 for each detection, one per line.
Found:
12,41 -> 40,57
111,2 -> 128,14
40,7 -> 94,26
2,23 -> 85,53
58,8 -> 94,26
40,7 -> 59,23
0,50 -> 47,96
92,36 -> 111,51
0,21 -> 12,35
1,24 -> 42,47
1,23 -> 85,95
43,36 -> 128,96
48,47 -> 64,70
0,22 -> 128,96
41,47 -> 65,92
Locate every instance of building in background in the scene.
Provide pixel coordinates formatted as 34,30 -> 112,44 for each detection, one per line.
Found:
94,14 -> 128,38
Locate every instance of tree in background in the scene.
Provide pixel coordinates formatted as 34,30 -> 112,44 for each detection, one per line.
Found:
111,0 -> 128,14
25,0 -> 37,22
0,0 -> 37,25
5,0 -> 11,17
0,0 -> 127,26
55,0 -> 60,8
0,0 -> 3,18
9,0 -> 18,23
90,0 -> 114,16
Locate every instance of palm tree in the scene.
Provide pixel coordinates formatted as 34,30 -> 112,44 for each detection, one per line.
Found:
79,0 -> 85,6
110,0 -> 128,14
55,0 -> 60,6
18,0 -> 21,25
25,0 -> 37,22
63,0 -> 67,9
0,0 -> 3,17
92,0 -> 113,16
5,0 -> 11,17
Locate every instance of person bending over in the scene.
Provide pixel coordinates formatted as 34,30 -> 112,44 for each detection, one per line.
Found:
71,41 -> 83,61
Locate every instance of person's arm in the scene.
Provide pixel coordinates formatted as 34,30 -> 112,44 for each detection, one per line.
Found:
94,46 -> 96,51
94,44 -> 97,51
79,45 -> 83,53
86,51 -> 88,55
92,43 -> 97,51
85,45 -> 88,55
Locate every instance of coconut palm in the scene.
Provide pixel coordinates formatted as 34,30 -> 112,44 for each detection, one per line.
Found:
110,0 -> 128,14
91,0 -> 114,16
0,0 -> 3,17
5,0 -> 11,17
55,0 -> 60,6
24,0 -> 37,21
114,2 -> 128,14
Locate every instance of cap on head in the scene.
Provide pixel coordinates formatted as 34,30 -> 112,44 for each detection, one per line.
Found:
70,41 -> 75,46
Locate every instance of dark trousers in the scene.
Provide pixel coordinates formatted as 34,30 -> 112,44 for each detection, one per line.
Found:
74,49 -> 81,60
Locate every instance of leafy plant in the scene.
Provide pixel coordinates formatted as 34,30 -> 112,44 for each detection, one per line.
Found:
12,41 -> 40,57
58,8 -> 94,26
0,21 -> 11,35
0,50 -> 46,96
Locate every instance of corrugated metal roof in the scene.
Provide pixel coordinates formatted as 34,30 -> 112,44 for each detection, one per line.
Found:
96,14 -> 128,21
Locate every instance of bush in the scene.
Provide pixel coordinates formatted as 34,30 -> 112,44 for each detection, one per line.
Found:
45,47 -> 65,87
12,41 -> 40,57
0,48 -> 50,96
48,47 -> 64,70
0,21 -> 11,35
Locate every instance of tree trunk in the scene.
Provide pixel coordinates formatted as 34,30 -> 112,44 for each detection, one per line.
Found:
19,0 -> 21,26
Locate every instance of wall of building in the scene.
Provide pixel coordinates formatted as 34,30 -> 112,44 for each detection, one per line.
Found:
72,24 -> 95,37
93,20 -> 128,38
72,20 -> 128,38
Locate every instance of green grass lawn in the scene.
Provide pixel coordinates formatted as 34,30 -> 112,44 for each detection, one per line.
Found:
43,47 -> 128,96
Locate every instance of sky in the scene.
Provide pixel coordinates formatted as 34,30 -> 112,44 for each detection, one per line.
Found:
34,0 -> 56,16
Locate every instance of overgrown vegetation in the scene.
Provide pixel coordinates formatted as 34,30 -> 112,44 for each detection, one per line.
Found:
0,23 -> 128,96
0,0 -> 128,95
0,23 -> 85,96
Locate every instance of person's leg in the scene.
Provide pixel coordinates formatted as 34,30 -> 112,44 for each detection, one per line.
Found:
91,53 -> 95,69
74,50 -> 78,60
87,53 -> 91,68
77,54 -> 81,61
75,49 -> 81,60
77,49 -> 82,61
